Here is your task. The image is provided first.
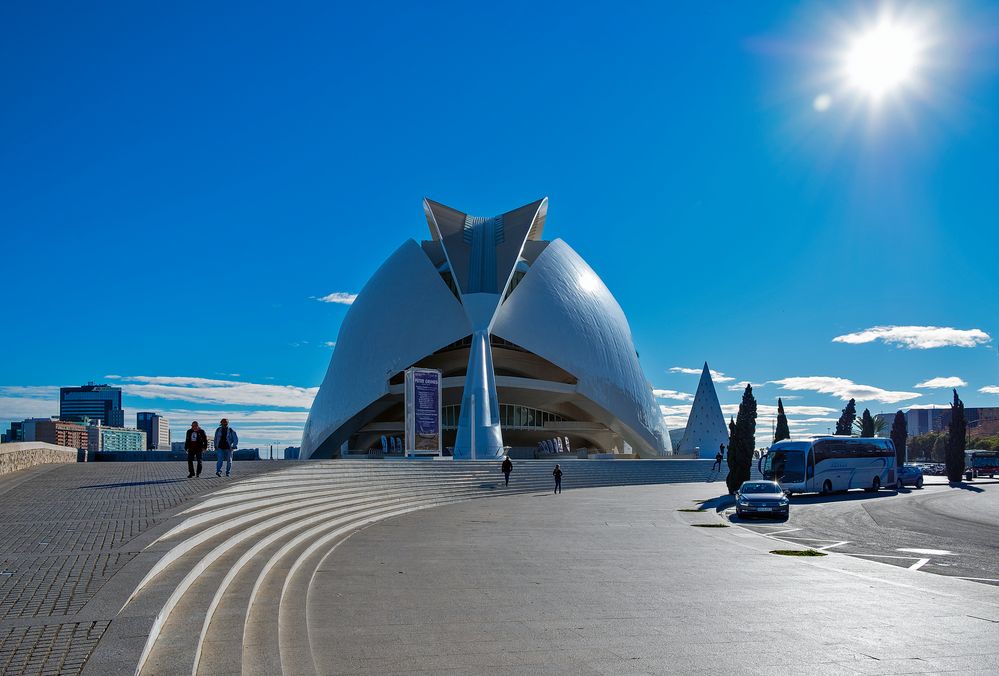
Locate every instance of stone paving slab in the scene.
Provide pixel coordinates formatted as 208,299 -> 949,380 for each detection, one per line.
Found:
0,460 -> 289,675
309,483 -> 999,675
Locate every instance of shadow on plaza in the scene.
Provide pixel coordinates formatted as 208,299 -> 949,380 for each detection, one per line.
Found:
78,478 -> 190,489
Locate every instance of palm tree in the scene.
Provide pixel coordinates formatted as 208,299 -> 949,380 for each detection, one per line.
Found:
853,413 -> 887,437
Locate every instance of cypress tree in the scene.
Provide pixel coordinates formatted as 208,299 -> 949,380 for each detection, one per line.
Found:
774,398 -> 790,443
726,384 -> 758,494
890,411 -> 907,468
836,398 -> 857,435
860,409 -> 875,437
945,390 -> 966,483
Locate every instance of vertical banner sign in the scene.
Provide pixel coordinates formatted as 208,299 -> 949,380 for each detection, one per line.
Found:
405,367 -> 442,456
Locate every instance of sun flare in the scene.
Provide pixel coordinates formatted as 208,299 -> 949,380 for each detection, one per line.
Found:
844,21 -> 920,98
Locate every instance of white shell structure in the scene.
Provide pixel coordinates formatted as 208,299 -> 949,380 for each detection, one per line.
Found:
677,363 -> 729,459
301,198 -> 671,460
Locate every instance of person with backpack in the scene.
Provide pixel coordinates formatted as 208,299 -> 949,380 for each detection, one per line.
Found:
501,456 -> 513,486
553,463 -> 563,494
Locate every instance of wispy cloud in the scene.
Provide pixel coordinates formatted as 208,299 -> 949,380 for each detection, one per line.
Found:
315,292 -> 357,305
980,386 -> 999,395
915,376 -> 967,389
726,381 -> 755,392
770,376 -> 919,404
833,326 -> 991,350
105,376 -> 317,409
324,341 -> 336,348
669,366 -> 734,382
652,389 -> 694,402
0,386 -> 60,421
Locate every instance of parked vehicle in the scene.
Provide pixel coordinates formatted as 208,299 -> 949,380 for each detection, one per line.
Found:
964,450 -> 999,481
759,436 -> 896,495
896,464 -> 924,489
735,480 -> 789,519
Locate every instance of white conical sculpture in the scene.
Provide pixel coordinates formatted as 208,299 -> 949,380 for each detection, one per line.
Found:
678,362 -> 729,459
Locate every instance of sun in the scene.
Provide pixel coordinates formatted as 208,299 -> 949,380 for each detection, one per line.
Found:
844,21 -> 921,98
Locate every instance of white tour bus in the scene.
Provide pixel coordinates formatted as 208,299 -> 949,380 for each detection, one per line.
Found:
759,436 -> 897,495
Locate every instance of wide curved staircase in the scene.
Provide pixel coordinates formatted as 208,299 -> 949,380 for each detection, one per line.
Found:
123,459 -> 748,675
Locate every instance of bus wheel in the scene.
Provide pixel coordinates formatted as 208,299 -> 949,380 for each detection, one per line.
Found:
821,480 -> 832,495
868,476 -> 880,493
916,477 -> 923,489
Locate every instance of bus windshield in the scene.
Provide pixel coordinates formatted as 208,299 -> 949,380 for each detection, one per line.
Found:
761,450 -> 805,483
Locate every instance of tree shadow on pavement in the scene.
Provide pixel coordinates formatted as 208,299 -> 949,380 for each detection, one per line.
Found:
948,482 -> 985,493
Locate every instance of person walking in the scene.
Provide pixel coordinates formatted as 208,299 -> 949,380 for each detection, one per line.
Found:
501,456 -> 513,486
711,446 -> 723,472
214,418 -> 238,477
184,421 -> 208,478
553,463 -> 562,494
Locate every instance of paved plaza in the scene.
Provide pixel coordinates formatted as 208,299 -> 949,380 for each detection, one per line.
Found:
0,460 -> 997,674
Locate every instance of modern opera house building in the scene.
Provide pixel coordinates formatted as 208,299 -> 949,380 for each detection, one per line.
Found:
301,198 -> 671,460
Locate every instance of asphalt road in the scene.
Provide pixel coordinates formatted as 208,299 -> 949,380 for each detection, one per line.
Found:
726,476 -> 999,586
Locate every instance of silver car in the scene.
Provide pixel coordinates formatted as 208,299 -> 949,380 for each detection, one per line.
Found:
736,480 -> 790,519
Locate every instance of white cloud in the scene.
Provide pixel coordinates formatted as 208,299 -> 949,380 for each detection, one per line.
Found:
324,341 -> 337,348
669,366 -> 734,382
315,292 -> 357,305
0,386 -> 60,422
770,376 -> 919,404
106,375 -> 317,409
905,404 -> 949,409
726,381 -> 755,392
915,376 -> 967,389
979,386 -> 999,395
652,389 -> 693,401
833,326 -> 991,350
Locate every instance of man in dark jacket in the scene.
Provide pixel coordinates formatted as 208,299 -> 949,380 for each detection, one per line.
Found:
501,456 -> 513,486
553,464 -> 563,494
185,421 -> 208,478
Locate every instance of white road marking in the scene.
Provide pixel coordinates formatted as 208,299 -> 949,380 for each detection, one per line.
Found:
909,558 -> 931,571
816,541 -> 850,551
765,527 -> 802,535
897,548 -> 954,556
953,576 -> 999,583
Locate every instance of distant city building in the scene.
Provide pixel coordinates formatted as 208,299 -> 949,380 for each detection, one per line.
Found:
60,383 -> 124,427
283,446 -> 301,459
136,412 -> 170,450
23,418 -> 89,450
87,423 -> 146,452
890,406 -> 999,437
2,420 -> 25,443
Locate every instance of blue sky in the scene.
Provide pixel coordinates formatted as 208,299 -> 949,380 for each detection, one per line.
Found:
3,1 -> 999,447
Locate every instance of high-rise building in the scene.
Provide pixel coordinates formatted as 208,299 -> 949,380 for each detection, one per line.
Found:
2,421 -> 25,443
60,383 -> 124,427
136,412 -> 170,450
87,423 -> 146,452
23,418 -> 89,450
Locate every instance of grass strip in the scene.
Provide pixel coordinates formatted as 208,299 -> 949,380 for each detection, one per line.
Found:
770,549 -> 827,557
677,508 -> 704,512
690,523 -> 729,528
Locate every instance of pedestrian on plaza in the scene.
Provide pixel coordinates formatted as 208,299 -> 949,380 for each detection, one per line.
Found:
553,463 -> 562,494
501,456 -> 513,486
214,418 -> 238,477
711,447 -> 723,472
184,421 -> 208,478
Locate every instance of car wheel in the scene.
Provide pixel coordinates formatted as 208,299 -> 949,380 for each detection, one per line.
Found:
821,480 -> 832,495
916,478 -> 923,489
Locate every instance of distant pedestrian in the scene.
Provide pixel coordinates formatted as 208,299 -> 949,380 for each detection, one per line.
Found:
185,421 -> 208,478
214,418 -> 238,477
553,464 -> 562,494
711,448 -> 723,472
501,456 -> 513,486
720,443 -> 726,460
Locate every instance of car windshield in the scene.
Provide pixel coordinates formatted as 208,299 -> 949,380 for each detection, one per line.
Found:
741,483 -> 781,494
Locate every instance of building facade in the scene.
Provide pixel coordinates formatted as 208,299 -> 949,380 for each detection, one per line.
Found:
60,383 -> 124,427
23,419 -> 89,450
302,198 -> 671,460
677,363 -> 728,459
136,412 -> 170,450
87,424 -> 146,452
